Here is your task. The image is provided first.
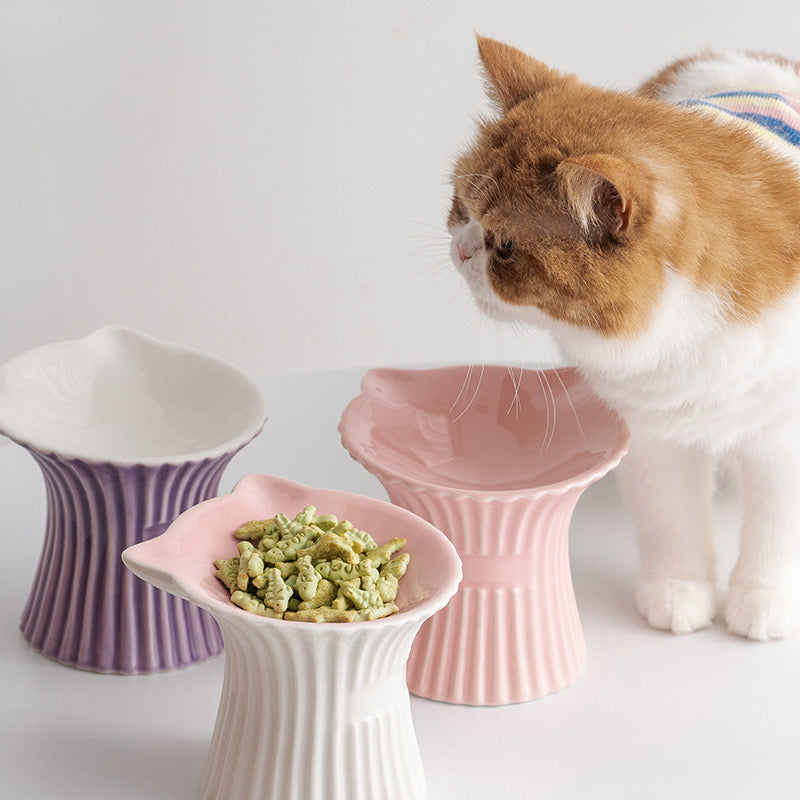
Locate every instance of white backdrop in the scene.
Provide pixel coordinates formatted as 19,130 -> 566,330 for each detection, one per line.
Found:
4,0 -> 800,378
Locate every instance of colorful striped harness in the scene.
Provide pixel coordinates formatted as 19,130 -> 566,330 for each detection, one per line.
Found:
680,91 -> 800,149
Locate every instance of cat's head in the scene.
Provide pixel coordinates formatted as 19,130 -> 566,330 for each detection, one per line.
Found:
449,37 -> 674,338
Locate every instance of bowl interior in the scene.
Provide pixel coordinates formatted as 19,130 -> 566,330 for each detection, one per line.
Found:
0,326 -> 266,462
122,474 -> 461,625
340,366 -> 628,493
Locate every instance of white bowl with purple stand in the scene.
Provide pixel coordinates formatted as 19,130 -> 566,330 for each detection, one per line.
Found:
0,326 -> 267,673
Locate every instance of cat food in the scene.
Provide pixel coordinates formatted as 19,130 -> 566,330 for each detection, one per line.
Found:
214,506 -> 410,622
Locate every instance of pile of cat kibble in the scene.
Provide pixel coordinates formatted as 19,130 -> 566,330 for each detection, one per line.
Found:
214,506 -> 410,622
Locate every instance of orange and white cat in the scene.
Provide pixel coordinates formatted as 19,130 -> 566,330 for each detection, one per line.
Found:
448,37 -> 800,640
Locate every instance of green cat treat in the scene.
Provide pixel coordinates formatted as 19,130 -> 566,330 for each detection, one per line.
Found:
214,506 -> 410,622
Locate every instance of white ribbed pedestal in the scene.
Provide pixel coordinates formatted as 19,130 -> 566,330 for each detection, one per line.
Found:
200,617 -> 427,800
122,473 -> 462,800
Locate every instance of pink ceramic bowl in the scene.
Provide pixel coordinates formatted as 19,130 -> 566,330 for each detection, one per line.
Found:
122,473 -> 461,800
339,365 -> 629,705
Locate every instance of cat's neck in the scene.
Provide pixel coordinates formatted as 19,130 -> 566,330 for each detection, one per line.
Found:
547,269 -> 723,374
548,269 -> 800,448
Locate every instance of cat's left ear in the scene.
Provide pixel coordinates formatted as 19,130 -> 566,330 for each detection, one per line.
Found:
476,35 -> 566,111
556,154 -> 638,239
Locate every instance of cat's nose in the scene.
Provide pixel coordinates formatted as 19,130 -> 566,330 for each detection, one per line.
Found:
457,244 -> 472,262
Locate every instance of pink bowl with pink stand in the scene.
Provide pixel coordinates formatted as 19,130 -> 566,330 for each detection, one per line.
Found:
339,365 -> 629,705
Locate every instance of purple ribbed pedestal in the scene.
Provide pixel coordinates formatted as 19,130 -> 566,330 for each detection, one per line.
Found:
20,448 -> 240,673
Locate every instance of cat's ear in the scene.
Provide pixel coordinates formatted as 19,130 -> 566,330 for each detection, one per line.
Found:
556,154 -> 638,238
476,35 -> 564,111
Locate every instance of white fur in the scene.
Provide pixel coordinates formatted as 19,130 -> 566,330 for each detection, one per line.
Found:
652,51 -> 800,169
451,52 -> 800,640
651,50 -> 800,103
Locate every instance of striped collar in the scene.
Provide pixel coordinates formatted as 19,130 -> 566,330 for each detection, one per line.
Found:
680,91 -> 800,148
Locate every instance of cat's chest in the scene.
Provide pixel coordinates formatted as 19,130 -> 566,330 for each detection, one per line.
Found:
581,355 -> 793,449
552,278 -> 800,449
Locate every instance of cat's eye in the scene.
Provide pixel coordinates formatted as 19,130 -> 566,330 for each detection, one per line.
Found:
496,239 -> 515,259
449,197 -> 470,226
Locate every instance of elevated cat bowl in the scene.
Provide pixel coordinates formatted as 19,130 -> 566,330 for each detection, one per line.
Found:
0,325 -> 267,672
339,365 -> 629,705
122,473 -> 461,800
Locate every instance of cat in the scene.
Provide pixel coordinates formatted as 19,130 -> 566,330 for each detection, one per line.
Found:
448,36 -> 800,640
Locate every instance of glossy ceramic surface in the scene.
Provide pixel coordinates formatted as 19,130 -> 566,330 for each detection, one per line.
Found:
0,326 -> 267,672
339,365 -> 629,705
123,474 -> 462,800
0,325 -> 266,463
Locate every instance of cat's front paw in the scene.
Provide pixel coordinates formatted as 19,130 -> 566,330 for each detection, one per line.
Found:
724,586 -> 798,641
636,577 -> 717,634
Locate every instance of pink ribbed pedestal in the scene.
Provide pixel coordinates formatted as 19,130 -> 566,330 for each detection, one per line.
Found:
389,482 -> 586,705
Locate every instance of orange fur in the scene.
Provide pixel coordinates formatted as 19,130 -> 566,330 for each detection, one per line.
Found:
451,37 -> 800,336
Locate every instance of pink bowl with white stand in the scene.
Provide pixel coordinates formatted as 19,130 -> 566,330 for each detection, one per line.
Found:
339,365 -> 629,705
123,474 -> 461,800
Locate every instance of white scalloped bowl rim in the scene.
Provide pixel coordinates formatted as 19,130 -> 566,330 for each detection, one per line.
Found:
0,326 -> 267,464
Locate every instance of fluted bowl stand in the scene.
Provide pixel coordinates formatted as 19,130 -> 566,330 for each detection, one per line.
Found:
339,365 -> 630,706
122,473 -> 462,800
0,326 -> 267,672
20,449 -> 243,672
388,481 -> 594,705
198,604 -> 428,800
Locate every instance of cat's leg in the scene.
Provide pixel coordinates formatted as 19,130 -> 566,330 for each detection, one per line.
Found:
725,429 -> 800,641
618,434 -> 718,634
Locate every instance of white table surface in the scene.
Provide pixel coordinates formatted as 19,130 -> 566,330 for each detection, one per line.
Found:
2,366 -> 799,800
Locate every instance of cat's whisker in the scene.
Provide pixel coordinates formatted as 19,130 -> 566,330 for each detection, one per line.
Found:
457,182 -> 491,207
385,233 -> 454,250
502,319 -> 586,444
453,172 -> 500,192
424,258 -> 469,291
390,261 -> 450,294
450,362 -> 474,413
586,308 -> 604,333
540,369 -> 559,452
450,311 -> 497,421
531,368 -> 553,452
552,367 -> 588,443
404,247 -> 453,266
453,173 -> 498,204
383,216 -> 453,234
451,360 -> 486,423
505,363 -> 524,419
390,236 -> 451,253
